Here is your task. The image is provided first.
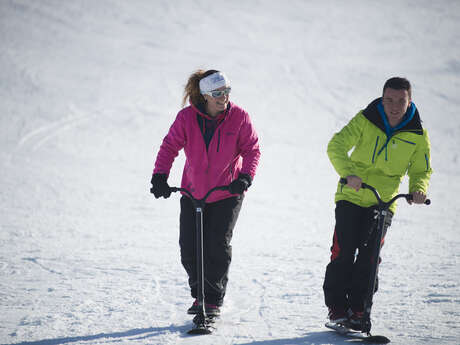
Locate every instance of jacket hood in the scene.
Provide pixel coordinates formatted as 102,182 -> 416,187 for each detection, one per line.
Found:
362,97 -> 424,135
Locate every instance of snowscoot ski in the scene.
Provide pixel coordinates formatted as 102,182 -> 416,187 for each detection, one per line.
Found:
169,185 -> 229,335
325,178 -> 430,344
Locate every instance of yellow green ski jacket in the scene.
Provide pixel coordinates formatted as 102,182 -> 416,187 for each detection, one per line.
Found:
328,98 -> 432,213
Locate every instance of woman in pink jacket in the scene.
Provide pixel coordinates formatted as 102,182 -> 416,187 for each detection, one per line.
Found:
151,69 -> 260,316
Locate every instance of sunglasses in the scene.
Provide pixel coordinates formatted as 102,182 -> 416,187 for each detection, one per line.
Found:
203,87 -> 231,98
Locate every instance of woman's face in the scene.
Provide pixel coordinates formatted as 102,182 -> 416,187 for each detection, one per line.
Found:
203,86 -> 231,117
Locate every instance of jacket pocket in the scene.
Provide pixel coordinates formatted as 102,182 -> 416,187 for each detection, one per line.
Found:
383,136 -> 417,175
372,136 -> 379,163
217,129 -> 221,152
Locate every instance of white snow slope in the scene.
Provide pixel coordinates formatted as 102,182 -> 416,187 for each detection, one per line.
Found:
1,1 -> 459,344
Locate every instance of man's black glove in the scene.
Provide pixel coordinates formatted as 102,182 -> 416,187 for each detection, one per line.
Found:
228,173 -> 252,195
150,173 -> 171,199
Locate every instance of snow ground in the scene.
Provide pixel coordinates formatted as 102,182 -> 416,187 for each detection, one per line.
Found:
1,1 -> 459,344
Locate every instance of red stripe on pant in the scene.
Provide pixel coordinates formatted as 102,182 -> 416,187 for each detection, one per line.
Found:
329,228 -> 385,262
330,229 -> 340,261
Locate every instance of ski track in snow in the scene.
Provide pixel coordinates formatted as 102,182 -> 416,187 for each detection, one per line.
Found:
1,0 -> 460,344
21,257 -> 64,276
16,109 -> 92,153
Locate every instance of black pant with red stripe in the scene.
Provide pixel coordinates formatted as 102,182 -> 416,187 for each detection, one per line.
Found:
323,200 -> 393,312
179,195 -> 244,307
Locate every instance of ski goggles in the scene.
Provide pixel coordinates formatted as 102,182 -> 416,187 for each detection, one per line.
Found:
202,87 -> 231,98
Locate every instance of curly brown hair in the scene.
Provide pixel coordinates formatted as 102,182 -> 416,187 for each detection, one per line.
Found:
182,69 -> 219,108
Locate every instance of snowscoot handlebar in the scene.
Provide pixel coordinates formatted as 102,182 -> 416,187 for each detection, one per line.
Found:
339,178 -> 431,207
169,185 -> 230,204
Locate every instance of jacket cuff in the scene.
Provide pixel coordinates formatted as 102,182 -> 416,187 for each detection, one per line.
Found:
151,173 -> 168,185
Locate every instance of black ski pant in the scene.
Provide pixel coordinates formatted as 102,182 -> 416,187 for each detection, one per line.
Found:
323,200 -> 393,312
179,195 -> 243,306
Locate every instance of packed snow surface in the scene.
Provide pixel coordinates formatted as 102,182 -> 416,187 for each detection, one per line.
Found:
1,1 -> 459,344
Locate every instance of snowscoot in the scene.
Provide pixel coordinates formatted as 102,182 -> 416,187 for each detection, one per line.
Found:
168,185 -> 229,335
326,178 -> 430,344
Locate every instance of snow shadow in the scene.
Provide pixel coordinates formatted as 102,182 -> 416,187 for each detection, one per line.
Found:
237,331 -> 355,344
6,325 -> 189,345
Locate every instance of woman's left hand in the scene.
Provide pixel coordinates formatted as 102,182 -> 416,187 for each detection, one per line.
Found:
228,174 -> 252,195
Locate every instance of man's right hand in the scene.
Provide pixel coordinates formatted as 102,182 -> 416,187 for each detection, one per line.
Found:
346,175 -> 362,192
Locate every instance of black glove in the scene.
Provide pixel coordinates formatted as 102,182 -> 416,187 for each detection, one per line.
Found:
150,173 -> 171,199
228,173 -> 252,195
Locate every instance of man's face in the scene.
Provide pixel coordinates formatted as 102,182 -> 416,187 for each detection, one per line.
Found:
382,88 -> 411,127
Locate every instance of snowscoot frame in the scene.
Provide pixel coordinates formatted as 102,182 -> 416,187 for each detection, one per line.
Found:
339,178 -> 430,334
169,185 -> 229,335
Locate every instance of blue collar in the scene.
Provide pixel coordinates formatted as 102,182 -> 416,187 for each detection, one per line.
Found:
377,100 -> 416,138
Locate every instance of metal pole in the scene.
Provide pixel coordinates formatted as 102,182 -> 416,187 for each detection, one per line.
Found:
362,210 -> 386,333
195,206 -> 206,318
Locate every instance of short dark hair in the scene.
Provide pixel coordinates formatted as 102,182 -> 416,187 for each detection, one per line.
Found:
383,77 -> 412,98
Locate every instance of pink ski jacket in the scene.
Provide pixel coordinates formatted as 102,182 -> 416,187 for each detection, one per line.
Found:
153,102 -> 260,203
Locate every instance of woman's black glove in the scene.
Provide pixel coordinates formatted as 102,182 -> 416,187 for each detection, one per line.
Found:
150,173 -> 171,199
228,173 -> 252,195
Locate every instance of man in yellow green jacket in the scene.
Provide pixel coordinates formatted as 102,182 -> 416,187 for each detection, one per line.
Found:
323,77 -> 432,329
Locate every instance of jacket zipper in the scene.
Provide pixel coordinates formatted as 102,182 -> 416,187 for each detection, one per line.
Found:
425,154 -> 430,171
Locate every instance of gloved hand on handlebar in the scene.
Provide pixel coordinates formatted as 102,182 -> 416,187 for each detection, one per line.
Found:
150,173 -> 172,199
228,173 -> 252,195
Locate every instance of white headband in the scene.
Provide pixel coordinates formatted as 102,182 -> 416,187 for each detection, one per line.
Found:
199,72 -> 230,94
